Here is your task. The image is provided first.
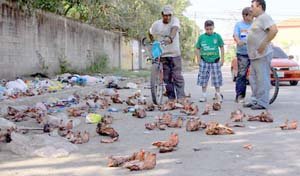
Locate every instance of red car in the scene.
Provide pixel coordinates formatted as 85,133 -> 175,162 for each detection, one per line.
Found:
231,46 -> 300,86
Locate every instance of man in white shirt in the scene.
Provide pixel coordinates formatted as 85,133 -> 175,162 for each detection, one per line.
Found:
149,5 -> 186,100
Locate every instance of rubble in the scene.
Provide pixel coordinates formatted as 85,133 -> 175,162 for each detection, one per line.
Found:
132,108 -> 147,118
152,133 -> 179,153
186,117 -> 206,132
206,122 -> 235,135
96,122 -> 119,143
247,111 -> 273,123
231,109 -> 245,122
108,149 -> 156,171
280,120 -> 297,130
180,103 -> 199,116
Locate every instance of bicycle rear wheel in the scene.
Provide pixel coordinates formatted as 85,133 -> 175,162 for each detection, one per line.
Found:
269,67 -> 279,104
151,62 -> 164,105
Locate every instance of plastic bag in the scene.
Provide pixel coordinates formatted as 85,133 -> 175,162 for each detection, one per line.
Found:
86,113 -> 102,124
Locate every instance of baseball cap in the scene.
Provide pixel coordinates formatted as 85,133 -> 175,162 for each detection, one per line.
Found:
162,5 -> 173,15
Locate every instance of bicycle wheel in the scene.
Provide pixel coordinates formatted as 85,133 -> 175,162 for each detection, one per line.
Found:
269,67 -> 279,104
151,62 -> 164,105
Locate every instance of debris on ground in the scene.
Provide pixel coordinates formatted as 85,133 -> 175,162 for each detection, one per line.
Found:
152,133 -> 179,153
180,103 -> 199,116
280,119 -> 297,130
206,122 -> 235,135
132,108 -> 147,118
159,101 -> 177,111
96,122 -> 119,143
145,113 -> 183,130
63,130 -> 90,144
0,128 -> 13,143
108,149 -> 156,171
202,104 -> 212,115
85,113 -> 102,124
186,117 -> 206,132
212,102 -> 221,111
231,109 -> 246,122
243,144 -> 253,150
144,103 -> 156,111
111,94 -> 123,104
247,111 -> 273,123
225,123 -> 246,128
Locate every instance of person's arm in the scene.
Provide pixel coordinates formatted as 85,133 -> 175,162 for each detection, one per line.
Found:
233,24 -> 245,46
218,34 -> 225,66
195,48 -> 201,64
257,24 -> 278,54
148,32 -> 154,42
220,46 -> 225,66
233,34 -> 245,46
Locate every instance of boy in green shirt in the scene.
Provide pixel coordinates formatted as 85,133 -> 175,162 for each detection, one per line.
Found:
195,20 -> 224,102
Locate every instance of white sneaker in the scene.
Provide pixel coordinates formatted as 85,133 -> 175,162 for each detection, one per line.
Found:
199,97 -> 207,102
237,97 -> 245,103
215,93 -> 223,103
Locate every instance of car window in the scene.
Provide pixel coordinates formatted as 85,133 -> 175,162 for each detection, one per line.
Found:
272,46 -> 288,59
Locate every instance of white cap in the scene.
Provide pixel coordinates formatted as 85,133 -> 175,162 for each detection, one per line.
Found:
162,5 -> 173,15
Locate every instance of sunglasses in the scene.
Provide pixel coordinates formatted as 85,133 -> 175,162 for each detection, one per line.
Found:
243,13 -> 251,16
163,14 -> 172,17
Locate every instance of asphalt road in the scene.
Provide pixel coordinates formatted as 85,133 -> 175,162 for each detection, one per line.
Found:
1,66 -> 300,176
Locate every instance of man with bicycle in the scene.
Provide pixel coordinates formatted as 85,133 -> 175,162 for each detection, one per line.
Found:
244,0 -> 278,110
148,5 -> 186,100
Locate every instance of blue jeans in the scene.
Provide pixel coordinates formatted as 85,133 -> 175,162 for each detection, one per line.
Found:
235,54 -> 250,99
249,54 -> 272,109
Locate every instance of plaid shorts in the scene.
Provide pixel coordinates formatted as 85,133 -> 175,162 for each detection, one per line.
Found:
197,61 -> 223,87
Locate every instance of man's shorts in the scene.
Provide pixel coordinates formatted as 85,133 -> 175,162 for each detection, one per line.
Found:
197,61 -> 223,87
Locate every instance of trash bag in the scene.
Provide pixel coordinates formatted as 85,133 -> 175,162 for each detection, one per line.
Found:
86,113 -> 102,124
6,79 -> 28,93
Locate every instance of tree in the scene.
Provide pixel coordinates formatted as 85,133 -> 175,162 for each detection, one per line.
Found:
14,0 -> 199,60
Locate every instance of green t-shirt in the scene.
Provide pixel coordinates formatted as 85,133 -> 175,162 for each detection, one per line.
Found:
195,33 -> 224,63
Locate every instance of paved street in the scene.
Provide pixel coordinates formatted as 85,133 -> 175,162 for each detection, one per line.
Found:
1,66 -> 300,176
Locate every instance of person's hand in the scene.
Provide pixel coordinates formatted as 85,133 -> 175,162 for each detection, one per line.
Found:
163,37 -> 172,45
220,59 -> 225,67
237,40 -> 245,46
257,42 -> 267,54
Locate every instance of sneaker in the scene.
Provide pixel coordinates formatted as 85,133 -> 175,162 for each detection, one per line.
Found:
243,102 -> 256,108
236,96 -> 245,104
251,104 -> 266,110
199,97 -> 207,102
215,93 -> 223,103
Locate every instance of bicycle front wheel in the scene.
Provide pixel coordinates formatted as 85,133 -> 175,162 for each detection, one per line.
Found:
269,67 -> 279,104
150,62 -> 164,105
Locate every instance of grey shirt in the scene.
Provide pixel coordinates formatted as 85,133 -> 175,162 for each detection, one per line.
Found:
149,17 -> 181,57
247,13 -> 275,59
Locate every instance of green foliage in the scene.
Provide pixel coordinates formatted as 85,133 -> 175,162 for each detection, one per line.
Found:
15,0 -> 199,60
58,54 -> 71,74
225,45 -> 237,63
86,54 -> 109,73
36,51 -> 49,75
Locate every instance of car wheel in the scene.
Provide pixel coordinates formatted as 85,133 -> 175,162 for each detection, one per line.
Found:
231,68 -> 236,82
290,81 -> 298,86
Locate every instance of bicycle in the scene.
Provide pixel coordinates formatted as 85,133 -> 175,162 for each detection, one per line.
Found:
232,61 -> 279,104
269,67 -> 279,104
141,38 -> 166,105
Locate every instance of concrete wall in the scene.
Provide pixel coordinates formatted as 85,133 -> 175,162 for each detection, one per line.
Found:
0,3 -> 145,79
